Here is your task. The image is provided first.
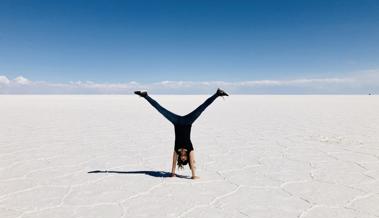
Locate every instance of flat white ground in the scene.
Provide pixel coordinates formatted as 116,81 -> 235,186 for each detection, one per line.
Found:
0,95 -> 379,218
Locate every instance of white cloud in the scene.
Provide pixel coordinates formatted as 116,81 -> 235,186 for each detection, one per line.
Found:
0,70 -> 378,94
0,75 -> 10,85
14,76 -> 31,85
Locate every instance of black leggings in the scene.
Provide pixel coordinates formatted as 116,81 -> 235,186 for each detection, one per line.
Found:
144,93 -> 219,125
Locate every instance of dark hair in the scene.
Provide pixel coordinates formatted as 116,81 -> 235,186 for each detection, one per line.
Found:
177,151 -> 191,170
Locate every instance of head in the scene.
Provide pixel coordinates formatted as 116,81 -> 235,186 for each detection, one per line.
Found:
177,149 -> 190,169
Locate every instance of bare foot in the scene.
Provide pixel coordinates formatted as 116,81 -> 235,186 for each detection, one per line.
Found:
170,173 -> 176,177
191,176 -> 200,180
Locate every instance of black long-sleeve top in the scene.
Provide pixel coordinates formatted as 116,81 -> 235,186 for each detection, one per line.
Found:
174,124 -> 194,154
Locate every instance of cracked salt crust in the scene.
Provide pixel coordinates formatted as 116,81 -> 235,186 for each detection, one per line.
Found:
0,95 -> 379,218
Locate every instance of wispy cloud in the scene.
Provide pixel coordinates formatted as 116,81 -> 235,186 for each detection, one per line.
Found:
0,76 -> 10,85
0,70 -> 378,94
14,76 -> 31,85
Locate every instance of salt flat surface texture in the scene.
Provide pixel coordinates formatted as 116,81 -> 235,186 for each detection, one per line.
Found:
1,95 -> 379,218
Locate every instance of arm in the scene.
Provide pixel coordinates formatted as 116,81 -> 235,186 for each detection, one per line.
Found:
171,151 -> 177,177
189,151 -> 199,179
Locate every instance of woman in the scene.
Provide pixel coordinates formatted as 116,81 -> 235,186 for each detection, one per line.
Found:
134,88 -> 229,179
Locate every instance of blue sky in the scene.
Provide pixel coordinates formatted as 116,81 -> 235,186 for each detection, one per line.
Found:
0,0 -> 379,94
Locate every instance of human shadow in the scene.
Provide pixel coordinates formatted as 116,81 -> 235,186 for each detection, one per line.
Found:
88,170 -> 191,179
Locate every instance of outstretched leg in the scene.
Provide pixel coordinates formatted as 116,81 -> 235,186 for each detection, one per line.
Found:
143,95 -> 180,124
183,93 -> 219,124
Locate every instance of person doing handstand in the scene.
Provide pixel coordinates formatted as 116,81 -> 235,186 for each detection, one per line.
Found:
134,88 -> 229,179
